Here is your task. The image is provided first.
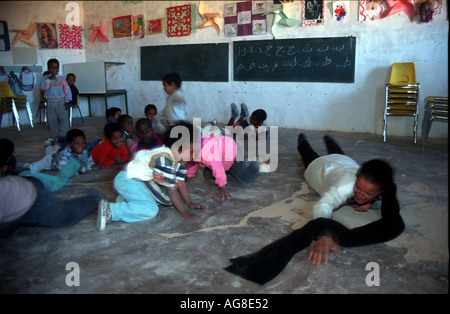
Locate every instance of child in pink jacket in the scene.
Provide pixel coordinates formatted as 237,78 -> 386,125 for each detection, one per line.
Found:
186,134 -> 260,199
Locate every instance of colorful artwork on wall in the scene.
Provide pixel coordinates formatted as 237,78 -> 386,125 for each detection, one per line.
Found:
113,15 -> 132,38
58,24 -> 84,49
224,1 -> 267,37
303,0 -> 324,26
333,1 -> 350,23
36,23 -> 58,49
132,14 -> 145,39
359,0 -> 385,21
166,4 -> 196,37
148,18 -> 164,35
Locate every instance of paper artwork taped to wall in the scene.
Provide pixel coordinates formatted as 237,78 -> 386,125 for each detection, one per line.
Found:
224,1 -> 267,37
166,4 -> 195,37
359,0 -> 385,21
113,15 -> 132,38
132,15 -> 145,39
333,1 -> 350,23
58,24 -> 84,49
37,23 -> 58,49
377,0 -> 415,22
303,0 -> 324,26
415,0 -> 443,16
148,18 -> 164,35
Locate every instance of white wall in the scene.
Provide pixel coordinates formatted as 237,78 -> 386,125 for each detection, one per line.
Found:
0,0 -> 448,139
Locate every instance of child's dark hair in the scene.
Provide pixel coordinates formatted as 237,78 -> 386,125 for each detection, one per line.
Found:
145,104 -> 157,115
105,107 -> 122,119
66,129 -> 86,144
47,58 -> 59,68
135,118 -> 153,132
0,138 -> 14,167
104,123 -> 123,140
163,121 -> 194,148
117,114 -> 132,127
163,73 -> 182,88
66,73 -> 76,80
357,159 -> 395,192
252,109 -> 267,123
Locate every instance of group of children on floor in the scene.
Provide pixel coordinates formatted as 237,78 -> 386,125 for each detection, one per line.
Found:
1,60 -> 270,236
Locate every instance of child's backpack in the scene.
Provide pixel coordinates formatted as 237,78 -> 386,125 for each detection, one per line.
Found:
8,70 -> 24,95
20,66 -> 35,91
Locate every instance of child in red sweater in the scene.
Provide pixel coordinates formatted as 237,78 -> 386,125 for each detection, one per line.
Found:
91,123 -> 130,167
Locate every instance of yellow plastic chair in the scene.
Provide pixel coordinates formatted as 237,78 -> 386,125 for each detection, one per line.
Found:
36,90 -> 48,125
383,62 -> 420,143
421,96 -> 448,150
0,81 -> 34,131
69,94 -> 84,127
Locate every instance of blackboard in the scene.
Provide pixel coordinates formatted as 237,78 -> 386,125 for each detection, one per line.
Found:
233,37 -> 356,83
141,43 -> 229,82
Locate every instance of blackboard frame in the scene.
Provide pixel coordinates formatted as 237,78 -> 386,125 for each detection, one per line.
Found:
233,36 -> 356,83
140,43 -> 229,82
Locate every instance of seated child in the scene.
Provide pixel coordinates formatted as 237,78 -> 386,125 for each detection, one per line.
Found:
128,118 -> 164,156
186,122 -> 260,200
145,104 -> 166,134
91,123 -> 130,167
23,128 -> 94,174
117,114 -> 136,156
105,107 -> 122,124
65,73 -> 79,109
0,138 -> 18,175
96,121 -> 207,230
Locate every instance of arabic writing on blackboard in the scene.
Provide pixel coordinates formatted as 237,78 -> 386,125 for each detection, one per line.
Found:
233,37 -> 356,83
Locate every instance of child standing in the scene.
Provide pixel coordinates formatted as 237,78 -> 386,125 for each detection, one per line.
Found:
91,123 -> 130,167
162,73 -> 187,125
145,104 -> 166,134
40,58 -> 72,144
97,121 -> 207,231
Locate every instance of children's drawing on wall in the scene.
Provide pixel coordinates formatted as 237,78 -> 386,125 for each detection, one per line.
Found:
166,4 -> 195,38
303,0 -> 324,26
58,24 -> 84,49
416,0 -> 443,23
37,23 -> 58,49
148,18 -> 164,35
224,1 -> 267,37
333,1 -> 350,23
132,15 -> 145,39
359,0 -> 384,21
113,15 -> 132,38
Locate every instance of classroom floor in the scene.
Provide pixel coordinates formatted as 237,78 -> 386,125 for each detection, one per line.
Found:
0,117 -> 448,294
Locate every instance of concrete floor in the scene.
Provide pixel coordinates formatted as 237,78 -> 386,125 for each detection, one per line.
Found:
0,117 -> 448,294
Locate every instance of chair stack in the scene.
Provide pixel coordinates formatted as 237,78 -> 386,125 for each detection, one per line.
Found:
0,81 -> 34,131
36,90 -> 48,125
383,62 -> 420,143
421,96 -> 448,150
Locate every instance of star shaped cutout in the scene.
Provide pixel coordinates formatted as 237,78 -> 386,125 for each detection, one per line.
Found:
11,22 -> 37,47
196,0 -> 222,36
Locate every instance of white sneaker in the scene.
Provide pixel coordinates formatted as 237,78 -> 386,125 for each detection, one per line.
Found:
97,199 -> 111,231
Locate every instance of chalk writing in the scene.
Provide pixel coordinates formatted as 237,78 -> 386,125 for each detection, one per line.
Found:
233,37 -> 355,83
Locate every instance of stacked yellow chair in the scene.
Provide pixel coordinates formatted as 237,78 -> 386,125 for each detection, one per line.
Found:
383,62 -> 420,143
0,81 -> 34,131
421,96 -> 448,150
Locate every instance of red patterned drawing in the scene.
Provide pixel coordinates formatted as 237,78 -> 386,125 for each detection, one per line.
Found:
58,24 -> 84,49
166,4 -> 192,37
148,18 -> 164,35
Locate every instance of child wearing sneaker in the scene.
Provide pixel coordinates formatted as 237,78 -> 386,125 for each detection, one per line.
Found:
227,103 -> 268,140
97,121 -> 207,231
91,123 -> 131,167
23,128 -> 94,174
